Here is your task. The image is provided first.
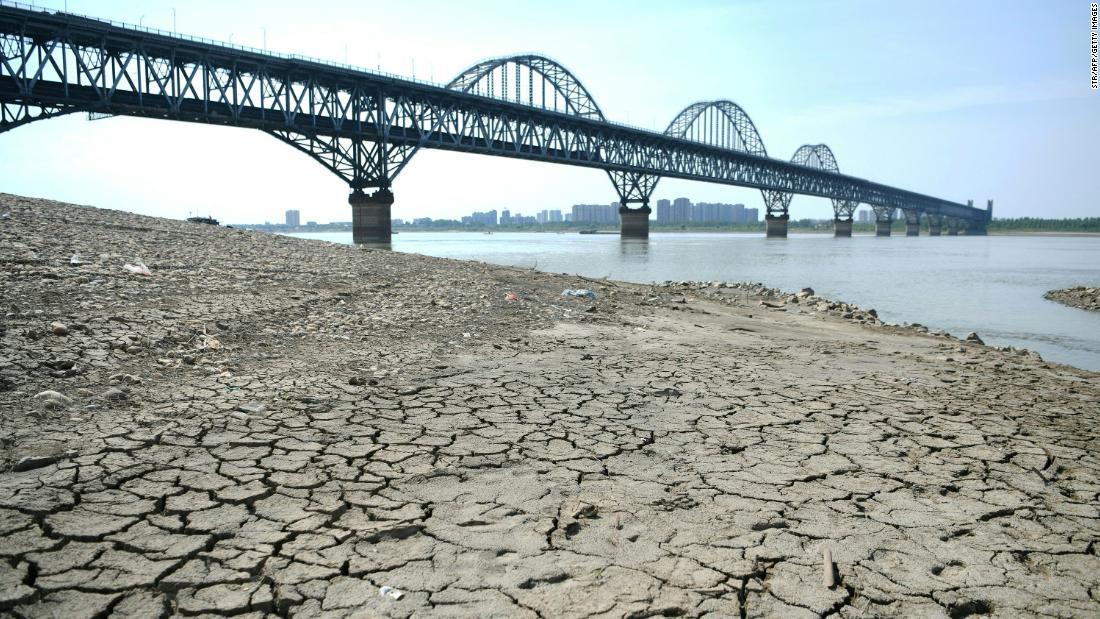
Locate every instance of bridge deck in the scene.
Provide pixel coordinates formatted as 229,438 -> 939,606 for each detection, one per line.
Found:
0,3 -> 988,222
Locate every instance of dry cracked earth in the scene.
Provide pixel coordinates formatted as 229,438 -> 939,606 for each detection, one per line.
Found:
1,193 -> 1099,618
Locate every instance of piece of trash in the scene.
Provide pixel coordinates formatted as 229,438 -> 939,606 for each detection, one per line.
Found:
69,254 -> 84,266
122,263 -> 151,276
33,390 -> 73,410
504,292 -> 519,302
562,288 -> 597,300
822,547 -> 835,588
379,585 -> 404,600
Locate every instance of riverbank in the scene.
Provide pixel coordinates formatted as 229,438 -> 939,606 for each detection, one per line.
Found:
266,225 -> 1100,237
2,193 -> 1098,617
1045,286 -> 1100,311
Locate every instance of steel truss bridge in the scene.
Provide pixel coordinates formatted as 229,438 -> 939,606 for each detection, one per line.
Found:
0,3 -> 991,239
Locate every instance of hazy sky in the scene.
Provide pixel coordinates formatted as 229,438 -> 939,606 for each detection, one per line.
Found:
0,0 -> 1096,223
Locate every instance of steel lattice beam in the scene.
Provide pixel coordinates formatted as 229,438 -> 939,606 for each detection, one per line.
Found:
0,5 -> 989,223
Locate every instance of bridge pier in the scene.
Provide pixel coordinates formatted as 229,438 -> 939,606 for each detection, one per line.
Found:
833,218 -> 853,237
946,219 -> 959,236
875,220 -> 892,237
765,213 -> 789,238
927,214 -> 942,236
350,188 -> 394,244
902,209 -> 920,236
619,205 -> 651,238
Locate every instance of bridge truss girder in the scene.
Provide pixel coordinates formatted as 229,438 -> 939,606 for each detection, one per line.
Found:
0,5 -> 989,225
608,171 -> 658,206
268,130 -> 414,190
871,205 -> 895,223
0,101 -> 83,133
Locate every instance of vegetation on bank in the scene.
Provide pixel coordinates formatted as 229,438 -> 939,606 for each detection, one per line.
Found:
987,217 -> 1100,233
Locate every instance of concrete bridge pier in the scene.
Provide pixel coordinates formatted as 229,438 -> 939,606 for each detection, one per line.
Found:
927,215 -> 943,236
902,209 -> 920,236
871,206 -> 893,236
350,188 -> 394,244
946,219 -> 959,236
765,213 -> 789,238
619,205 -> 651,238
833,218 -> 853,237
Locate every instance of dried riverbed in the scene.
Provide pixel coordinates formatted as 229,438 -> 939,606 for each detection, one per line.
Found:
1,193 -> 1098,618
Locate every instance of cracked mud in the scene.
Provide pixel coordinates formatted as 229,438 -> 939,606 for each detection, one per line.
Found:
1,193 -> 1099,618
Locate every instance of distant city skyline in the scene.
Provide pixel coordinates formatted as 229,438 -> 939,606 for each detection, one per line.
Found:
259,196 -> 766,227
0,1 -> 1095,224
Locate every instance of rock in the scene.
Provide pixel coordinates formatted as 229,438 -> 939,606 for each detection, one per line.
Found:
235,401 -> 267,415
1044,286 -> 1100,312
652,387 -> 682,397
103,388 -> 129,402
13,450 -> 76,472
33,390 -> 73,410
50,321 -> 68,336
965,332 -> 984,345
797,287 -> 815,298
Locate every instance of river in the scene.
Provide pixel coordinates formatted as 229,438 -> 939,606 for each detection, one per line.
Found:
288,231 -> 1100,371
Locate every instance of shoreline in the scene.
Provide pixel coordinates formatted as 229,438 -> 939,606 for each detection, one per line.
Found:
2,193 -> 1098,616
282,228 -> 1100,237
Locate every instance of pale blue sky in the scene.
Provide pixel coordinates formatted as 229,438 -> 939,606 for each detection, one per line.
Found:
0,0 -> 1096,223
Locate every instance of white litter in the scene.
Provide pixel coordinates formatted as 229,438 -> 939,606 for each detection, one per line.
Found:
123,263 -> 151,276
379,585 -> 404,600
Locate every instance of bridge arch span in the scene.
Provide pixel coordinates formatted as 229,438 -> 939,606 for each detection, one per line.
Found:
448,55 -> 659,216
662,100 -> 784,223
779,144 -> 858,224
447,54 -> 605,121
664,100 -> 768,156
